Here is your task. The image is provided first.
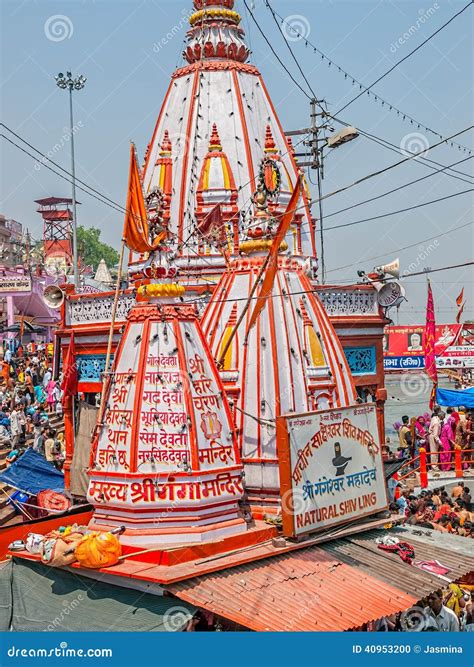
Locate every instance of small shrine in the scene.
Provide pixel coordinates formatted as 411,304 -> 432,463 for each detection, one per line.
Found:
88,256 -> 247,545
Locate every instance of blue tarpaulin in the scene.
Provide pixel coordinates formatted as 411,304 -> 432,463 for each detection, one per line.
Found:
436,386 -> 474,409
0,449 -> 64,494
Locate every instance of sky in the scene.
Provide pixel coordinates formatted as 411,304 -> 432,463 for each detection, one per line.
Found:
1,0 -> 473,325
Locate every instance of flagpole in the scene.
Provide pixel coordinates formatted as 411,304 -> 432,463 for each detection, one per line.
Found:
218,178 -> 302,367
95,238 -> 126,435
217,252 -> 272,368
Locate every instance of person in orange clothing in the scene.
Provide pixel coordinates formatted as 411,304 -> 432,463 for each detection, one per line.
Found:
1,359 -> 10,382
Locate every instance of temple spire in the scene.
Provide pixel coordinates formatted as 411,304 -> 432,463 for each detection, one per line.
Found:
185,0 -> 250,63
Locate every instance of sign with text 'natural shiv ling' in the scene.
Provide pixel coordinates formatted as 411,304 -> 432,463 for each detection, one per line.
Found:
276,404 -> 388,537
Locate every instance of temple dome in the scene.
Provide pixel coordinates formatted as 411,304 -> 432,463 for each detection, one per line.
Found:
202,253 -> 357,505
88,281 -> 246,544
137,0 -> 316,268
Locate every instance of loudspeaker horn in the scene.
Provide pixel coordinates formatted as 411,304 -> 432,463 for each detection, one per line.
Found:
374,257 -> 400,279
43,285 -> 65,309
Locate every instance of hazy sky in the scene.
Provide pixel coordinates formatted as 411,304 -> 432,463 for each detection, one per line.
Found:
1,0 -> 473,324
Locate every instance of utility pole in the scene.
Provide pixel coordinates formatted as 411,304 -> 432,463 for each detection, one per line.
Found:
55,71 -> 87,290
286,99 -> 358,285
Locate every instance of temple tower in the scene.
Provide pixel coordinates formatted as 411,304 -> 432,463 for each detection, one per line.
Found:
88,259 -> 247,544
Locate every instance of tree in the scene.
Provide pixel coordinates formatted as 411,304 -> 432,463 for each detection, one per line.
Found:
76,226 -> 119,270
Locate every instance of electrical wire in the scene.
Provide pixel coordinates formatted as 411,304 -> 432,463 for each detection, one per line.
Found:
0,130 -> 228,271
334,1 -> 474,115
176,261 -> 474,306
325,220 -> 473,273
242,0 -> 312,100
323,156 -> 473,220
241,6 -> 473,187
7,127 -> 471,252
315,126 -> 474,204
344,123 -> 474,183
4,118 -> 473,254
325,189 -> 474,232
266,0 -> 472,155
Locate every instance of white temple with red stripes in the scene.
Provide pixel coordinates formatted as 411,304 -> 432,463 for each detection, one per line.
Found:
55,0 -> 390,547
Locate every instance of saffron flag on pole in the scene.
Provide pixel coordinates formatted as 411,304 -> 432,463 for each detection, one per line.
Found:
246,175 -> 302,335
424,280 -> 438,408
123,143 -> 165,253
61,332 -> 78,405
456,287 -> 465,324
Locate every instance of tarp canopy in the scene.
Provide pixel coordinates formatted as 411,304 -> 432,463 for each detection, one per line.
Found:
5,558 -> 195,632
436,386 -> 474,408
0,449 -> 64,494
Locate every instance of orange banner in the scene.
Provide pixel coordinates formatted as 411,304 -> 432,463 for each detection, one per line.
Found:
123,144 -> 165,253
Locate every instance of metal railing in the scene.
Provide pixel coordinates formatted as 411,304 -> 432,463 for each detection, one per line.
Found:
394,447 -> 473,489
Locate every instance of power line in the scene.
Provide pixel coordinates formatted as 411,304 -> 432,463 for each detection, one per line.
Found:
326,189 -> 473,232
326,220 -> 473,273
4,122 -> 472,257
1,134 -> 127,216
242,0 -> 312,100
316,126 -> 474,205
334,1 -> 474,115
4,126 -> 470,301
324,156 -> 474,220
243,5 -> 473,186
172,261 -> 474,305
404,261 -> 474,279
348,124 -> 474,183
266,1 -> 473,156
264,0 -> 317,101
0,132 -> 223,270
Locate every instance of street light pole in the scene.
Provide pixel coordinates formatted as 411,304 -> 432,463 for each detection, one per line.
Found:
55,71 -> 86,290
285,101 -> 359,285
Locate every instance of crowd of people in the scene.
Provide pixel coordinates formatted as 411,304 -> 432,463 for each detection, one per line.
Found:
370,585 -> 474,632
388,404 -> 473,471
0,339 -> 65,470
390,481 -> 472,538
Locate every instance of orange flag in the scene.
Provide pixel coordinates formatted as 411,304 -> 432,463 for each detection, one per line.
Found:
246,176 -> 302,335
123,143 -> 165,253
456,288 -> 464,307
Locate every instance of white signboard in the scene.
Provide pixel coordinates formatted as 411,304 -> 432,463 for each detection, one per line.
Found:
0,275 -> 31,294
277,404 -> 388,537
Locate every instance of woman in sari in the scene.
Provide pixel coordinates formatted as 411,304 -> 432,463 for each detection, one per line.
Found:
439,412 -> 455,471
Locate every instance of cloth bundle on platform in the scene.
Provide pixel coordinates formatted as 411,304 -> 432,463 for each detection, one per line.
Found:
377,540 -> 415,564
74,531 -> 122,569
41,531 -> 85,568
